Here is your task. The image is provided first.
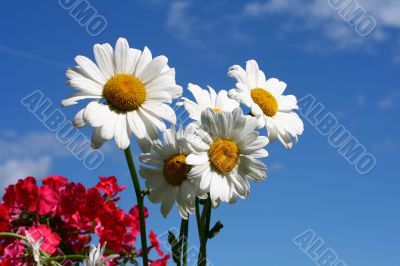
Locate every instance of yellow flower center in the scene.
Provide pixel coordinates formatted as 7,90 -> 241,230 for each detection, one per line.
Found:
163,154 -> 191,186
208,139 -> 239,173
103,74 -> 146,112
212,108 -> 222,112
251,88 -> 278,117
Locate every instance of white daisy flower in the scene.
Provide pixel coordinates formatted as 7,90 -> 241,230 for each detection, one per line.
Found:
84,242 -> 119,266
62,37 -> 183,150
140,126 -> 203,219
177,83 -> 239,121
184,108 -> 269,206
228,60 -> 304,149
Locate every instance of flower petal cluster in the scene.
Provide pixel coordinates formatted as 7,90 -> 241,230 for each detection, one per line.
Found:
0,176 -> 169,266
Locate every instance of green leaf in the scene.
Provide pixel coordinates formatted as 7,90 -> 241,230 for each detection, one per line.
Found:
207,221 -> 224,239
168,231 -> 180,264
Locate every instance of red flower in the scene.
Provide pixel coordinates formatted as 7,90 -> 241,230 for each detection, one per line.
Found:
0,258 -> 14,266
95,176 -> 126,198
0,204 -> 9,232
27,224 -> 60,254
13,177 -> 39,212
37,184 -> 59,215
42,175 -> 68,190
150,254 -> 171,266
149,230 -> 164,256
57,182 -> 86,218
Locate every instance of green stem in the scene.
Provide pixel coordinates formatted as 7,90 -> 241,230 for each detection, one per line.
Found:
0,232 -> 26,241
177,219 -> 186,266
195,198 -> 204,242
195,198 -> 206,266
124,146 -> 149,266
46,255 -> 86,262
183,217 -> 189,266
204,198 -> 212,245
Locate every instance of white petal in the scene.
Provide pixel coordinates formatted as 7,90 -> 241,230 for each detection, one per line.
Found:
135,46 -> 152,77
75,55 -> 106,84
186,153 -> 209,165
161,186 -> 177,217
93,43 -> 115,79
114,38 -> 130,74
127,111 -> 147,139
139,55 -> 168,83
73,108 -> 87,128
114,114 -> 130,149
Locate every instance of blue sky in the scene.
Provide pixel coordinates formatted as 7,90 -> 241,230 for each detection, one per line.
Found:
1,0 -> 399,265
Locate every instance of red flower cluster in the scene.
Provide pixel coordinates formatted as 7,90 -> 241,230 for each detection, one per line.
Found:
0,176 -> 169,266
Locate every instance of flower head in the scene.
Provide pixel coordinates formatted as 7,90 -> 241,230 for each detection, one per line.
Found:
228,60 -> 304,148
185,108 -> 269,206
63,37 -> 182,150
84,242 -> 119,266
140,127 -> 203,219
177,83 -> 239,121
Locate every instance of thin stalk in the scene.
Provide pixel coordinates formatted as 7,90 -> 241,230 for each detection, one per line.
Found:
124,146 -> 149,266
204,198 -> 212,245
183,217 -> 189,266
177,218 -> 186,266
195,198 -> 205,266
46,255 -> 86,262
0,232 -> 26,241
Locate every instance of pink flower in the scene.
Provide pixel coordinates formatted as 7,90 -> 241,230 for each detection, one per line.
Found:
27,224 -> 60,255
149,230 -> 164,256
95,176 -> 126,198
2,240 -> 27,265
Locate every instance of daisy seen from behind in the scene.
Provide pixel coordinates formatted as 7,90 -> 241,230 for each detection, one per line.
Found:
62,37 -> 182,150
83,242 -> 119,266
228,60 -> 304,149
185,108 -> 269,206
140,126 -> 203,219
177,83 -> 239,121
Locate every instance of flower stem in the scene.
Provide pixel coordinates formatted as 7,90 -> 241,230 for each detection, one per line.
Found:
195,198 -> 207,266
0,232 -> 26,241
183,217 -> 189,266
46,255 -> 86,261
124,146 -> 149,266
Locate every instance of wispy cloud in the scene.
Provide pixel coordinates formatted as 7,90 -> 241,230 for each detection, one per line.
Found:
242,0 -> 390,52
0,131 -> 69,161
0,131 -> 71,189
0,45 -> 66,68
377,90 -> 400,109
373,138 -> 396,154
0,157 -> 51,188
164,0 -> 251,49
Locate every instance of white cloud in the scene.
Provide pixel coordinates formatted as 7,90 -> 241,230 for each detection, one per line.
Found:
0,157 -> 51,189
164,0 -> 251,48
373,138 -> 396,154
166,1 -> 193,41
377,90 -> 400,109
0,45 -> 65,68
243,0 -> 398,51
0,131 -> 69,161
269,162 -> 284,172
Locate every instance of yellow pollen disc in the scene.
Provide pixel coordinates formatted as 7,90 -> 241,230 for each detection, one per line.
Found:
103,74 -> 146,112
208,139 -> 239,173
163,154 -> 191,186
212,108 -> 222,112
251,88 -> 278,117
